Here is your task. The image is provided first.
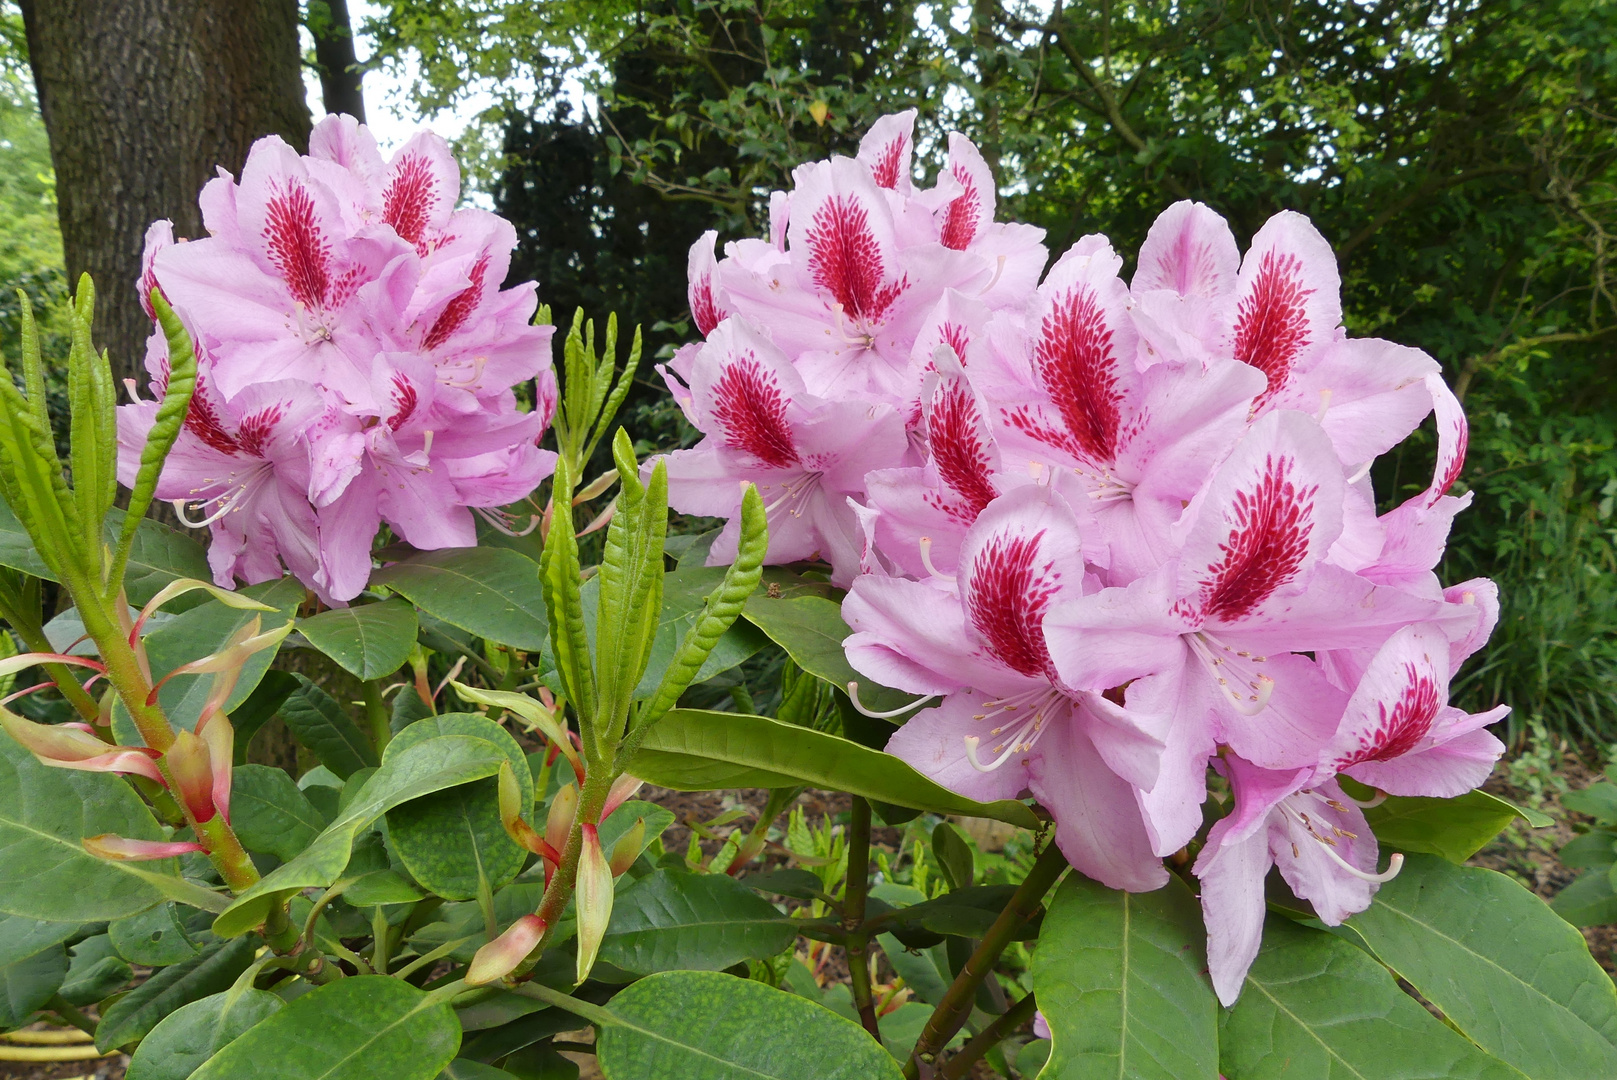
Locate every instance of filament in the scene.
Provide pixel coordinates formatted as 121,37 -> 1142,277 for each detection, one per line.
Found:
845,681 -> 936,719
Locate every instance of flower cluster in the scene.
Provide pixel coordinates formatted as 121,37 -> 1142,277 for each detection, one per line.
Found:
664,112 -> 1505,1001
118,116 -> 558,603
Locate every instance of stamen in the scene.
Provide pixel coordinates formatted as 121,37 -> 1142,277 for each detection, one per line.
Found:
964,734 -> 1023,772
1318,843 -> 1404,884
977,255 -> 1007,297
1345,460 -> 1373,486
845,681 -> 936,719
918,537 -> 955,582
1187,633 -> 1274,716
1345,789 -> 1389,809
475,506 -> 541,537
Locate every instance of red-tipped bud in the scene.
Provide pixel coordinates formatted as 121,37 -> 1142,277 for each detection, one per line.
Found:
608,817 -> 646,877
602,773 -> 645,820
150,616 -> 292,708
165,729 -> 216,822
725,831 -> 768,875
498,761 -> 557,860
1,708 -> 164,784
545,781 -> 579,858
466,914 -> 547,986
84,834 -> 206,861
576,823 -> 613,984
197,713 -> 235,821
451,682 -> 584,783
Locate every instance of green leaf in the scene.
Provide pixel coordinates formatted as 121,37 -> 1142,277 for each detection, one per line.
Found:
213,733 -> 509,937
373,547 -> 548,651
1219,918 -> 1525,1080
593,970 -> 902,1079
930,822 -> 974,892
0,941 -> 65,1029
345,869 -> 429,907
581,565 -> 771,700
95,935 -> 258,1050
1564,782 -> 1617,822
189,976 -> 460,1080
631,709 -> 1038,829
1359,788 -> 1538,863
600,869 -> 799,976
298,599 -> 419,681
0,503 -> 211,608
0,733 -> 178,921
0,912 -> 83,968
1030,873 -> 1217,1080
280,674 -> 380,780
125,987 -> 283,1080
1560,830 -> 1617,870
58,932 -> 131,1004
118,576 -> 301,739
1552,870 -> 1617,927
228,670 -> 299,765
440,1061 -> 520,1079
108,902 -> 210,966
230,764 -> 328,862
742,592 -> 916,715
385,713 -> 530,900
1344,855 -> 1617,1079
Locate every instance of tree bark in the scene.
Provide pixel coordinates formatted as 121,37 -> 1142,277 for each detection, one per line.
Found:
19,0 -> 311,389
308,0 -> 366,122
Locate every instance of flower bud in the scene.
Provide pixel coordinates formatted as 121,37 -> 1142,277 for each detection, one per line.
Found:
602,773 -> 645,820
466,914 -> 547,986
608,817 -> 645,877
165,729 -> 216,822
575,823 -> 613,984
0,708 -> 164,784
545,781 -> 579,858
196,713 -> 235,821
84,834 -> 206,861
498,760 -> 556,860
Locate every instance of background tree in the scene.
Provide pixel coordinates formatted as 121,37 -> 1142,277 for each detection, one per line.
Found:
18,0 -> 310,388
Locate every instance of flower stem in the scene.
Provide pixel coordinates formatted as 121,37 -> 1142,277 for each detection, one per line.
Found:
44,994 -> 97,1037
939,991 -> 1037,1079
193,810 -> 260,893
525,761 -> 616,963
903,839 -> 1065,1079
844,796 -> 881,1041
362,679 -> 391,755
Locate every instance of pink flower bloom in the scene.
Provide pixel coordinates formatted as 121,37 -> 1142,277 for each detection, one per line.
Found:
845,485 -> 1170,891
660,317 -> 905,586
1195,623 -> 1506,1003
120,115 -> 556,602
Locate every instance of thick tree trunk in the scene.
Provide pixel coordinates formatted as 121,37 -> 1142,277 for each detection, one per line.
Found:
309,0 -> 366,122
19,0 -> 311,389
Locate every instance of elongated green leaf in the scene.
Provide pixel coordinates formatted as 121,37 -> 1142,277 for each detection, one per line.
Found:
231,764 -> 328,862
189,976 -> 460,1080
0,733 -> 177,921
280,674 -> 379,780
109,902 -> 210,966
631,709 -> 1038,829
96,935 -> 258,1050
385,714 -> 530,900
0,912 -> 83,968
0,502 -> 211,608
592,970 -> 901,1079
594,433 -> 665,735
1031,873 -> 1217,1079
1552,870 -> 1617,927
126,986 -> 283,1080
1560,829 -> 1617,870
743,592 -> 916,715
0,941 -> 65,1028
1360,788 -> 1537,863
580,566 -> 771,699
601,869 -> 799,976
299,599 -> 419,680
1345,855 -> 1617,1079
373,547 -> 548,650
59,932 -> 131,1004
540,454 -> 596,729
214,734 -> 509,937
1220,918 -> 1524,1080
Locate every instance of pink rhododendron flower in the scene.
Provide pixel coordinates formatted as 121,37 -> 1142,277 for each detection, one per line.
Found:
118,116 -> 556,602
666,125 -> 1511,1005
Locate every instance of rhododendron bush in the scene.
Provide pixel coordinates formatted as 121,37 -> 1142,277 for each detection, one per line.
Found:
0,115 -> 1610,1080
